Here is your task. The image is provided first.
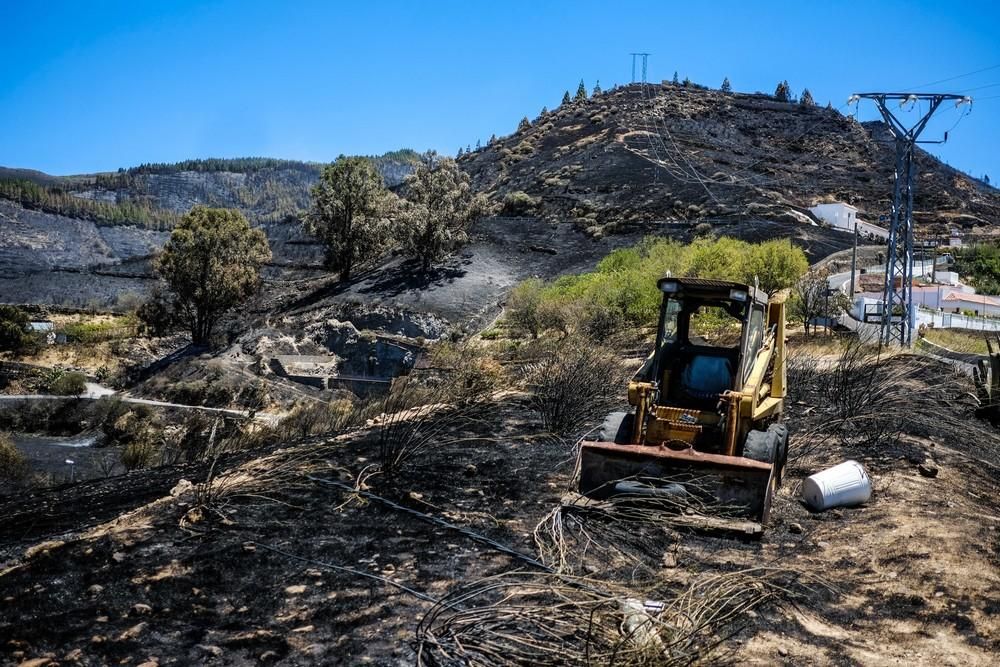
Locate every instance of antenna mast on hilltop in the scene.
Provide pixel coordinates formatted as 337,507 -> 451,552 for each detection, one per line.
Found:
849,92 -> 971,347
630,53 -> 650,83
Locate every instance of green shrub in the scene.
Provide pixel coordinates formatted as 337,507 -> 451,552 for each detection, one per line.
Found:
0,305 -> 39,355
502,191 -> 538,216
502,236 -> 807,339
49,372 -> 88,397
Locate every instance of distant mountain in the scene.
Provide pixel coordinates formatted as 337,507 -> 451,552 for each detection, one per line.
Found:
459,83 -> 1000,235
0,149 -> 424,228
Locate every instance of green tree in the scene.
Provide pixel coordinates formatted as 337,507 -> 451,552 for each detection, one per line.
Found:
540,106 -> 548,116
682,76 -> 692,87
743,239 -> 809,295
592,80 -> 602,96
305,156 -> 396,282
775,80 -> 791,102
0,306 -> 37,355
673,71 -> 679,85
457,147 -> 464,157
157,206 -> 271,345
800,88 -> 815,107
721,77 -> 732,93
561,90 -> 571,105
518,116 -> 531,131
399,159 -> 489,272
489,133 -> 497,145
575,79 -> 587,101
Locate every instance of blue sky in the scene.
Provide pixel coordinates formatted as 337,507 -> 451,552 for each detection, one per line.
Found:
1,0 -> 998,181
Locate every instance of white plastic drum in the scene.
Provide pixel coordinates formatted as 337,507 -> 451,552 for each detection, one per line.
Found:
802,460 -> 872,511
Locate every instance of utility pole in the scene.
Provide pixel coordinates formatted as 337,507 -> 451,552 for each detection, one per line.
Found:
849,221 -> 858,313
630,52 -> 650,83
850,92 -> 971,346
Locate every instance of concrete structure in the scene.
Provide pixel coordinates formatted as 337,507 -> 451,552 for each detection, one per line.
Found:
809,202 -> 889,242
28,321 -> 55,345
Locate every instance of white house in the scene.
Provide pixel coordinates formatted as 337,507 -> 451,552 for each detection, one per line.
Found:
809,202 -> 889,241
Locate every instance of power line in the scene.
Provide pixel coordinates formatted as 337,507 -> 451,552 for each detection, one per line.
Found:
904,63 -> 1000,90
959,82 -> 1000,93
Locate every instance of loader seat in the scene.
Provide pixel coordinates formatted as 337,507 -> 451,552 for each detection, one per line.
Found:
662,346 -> 738,407
681,354 -> 733,398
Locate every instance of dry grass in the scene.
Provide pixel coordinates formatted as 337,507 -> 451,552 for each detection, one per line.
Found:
922,327 -> 990,355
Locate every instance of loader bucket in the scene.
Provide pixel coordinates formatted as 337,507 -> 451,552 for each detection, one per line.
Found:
578,441 -> 776,525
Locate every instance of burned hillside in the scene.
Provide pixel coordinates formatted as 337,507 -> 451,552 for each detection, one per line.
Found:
460,83 -> 1000,235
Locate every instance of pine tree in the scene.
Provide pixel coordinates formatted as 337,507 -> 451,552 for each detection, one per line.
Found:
593,79 -> 602,96
986,174 -> 992,186
721,77 -> 732,93
682,76 -> 691,87
466,144 -> 471,154
457,147 -> 464,157
800,88 -> 815,107
489,133 -> 497,145
561,90 -> 571,106
518,116 -> 531,132
575,79 -> 587,101
540,106 -> 548,116
827,101 -> 833,110
673,71 -> 679,85
475,139 -> 481,151
774,80 -> 791,102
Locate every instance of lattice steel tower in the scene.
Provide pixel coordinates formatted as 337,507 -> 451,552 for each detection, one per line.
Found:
850,92 -> 970,346
630,53 -> 650,83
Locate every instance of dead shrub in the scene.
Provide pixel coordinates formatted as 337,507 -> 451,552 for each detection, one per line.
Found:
522,337 -> 628,435
0,432 -> 30,487
121,438 -> 157,471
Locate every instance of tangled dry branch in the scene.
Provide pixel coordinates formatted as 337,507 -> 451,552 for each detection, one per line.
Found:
415,568 -> 829,667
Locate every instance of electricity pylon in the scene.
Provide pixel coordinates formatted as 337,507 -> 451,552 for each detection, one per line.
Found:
630,53 -> 650,83
850,92 -> 971,346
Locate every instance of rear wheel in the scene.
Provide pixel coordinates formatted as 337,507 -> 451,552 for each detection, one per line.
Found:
595,411 -> 633,444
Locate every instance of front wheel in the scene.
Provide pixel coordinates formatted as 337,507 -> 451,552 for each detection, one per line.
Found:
595,411 -> 633,444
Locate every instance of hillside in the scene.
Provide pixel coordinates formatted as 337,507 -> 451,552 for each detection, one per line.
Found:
1,150 -> 424,228
459,83 -> 1000,235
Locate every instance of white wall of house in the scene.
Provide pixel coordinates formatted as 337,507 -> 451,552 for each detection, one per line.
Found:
810,203 -> 857,231
810,202 -> 889,241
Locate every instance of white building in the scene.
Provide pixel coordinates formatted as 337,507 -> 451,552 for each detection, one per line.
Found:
810,202 -> 889,242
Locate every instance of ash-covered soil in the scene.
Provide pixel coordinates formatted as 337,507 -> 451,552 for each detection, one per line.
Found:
1,347 -> 997,666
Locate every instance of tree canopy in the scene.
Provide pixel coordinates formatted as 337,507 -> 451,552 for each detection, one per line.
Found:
157,206 -> 271,345
0,305 -> 38,355
399,159 -> 489,272
575,79 -> 587,101
721,77 -> 732,93
561,91 -> 571,106
774,80 -> 792,102
800,88 -> 815,107
305,156 -> 397,281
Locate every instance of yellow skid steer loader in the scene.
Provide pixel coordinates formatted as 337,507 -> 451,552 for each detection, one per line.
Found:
578,277 -> 789,532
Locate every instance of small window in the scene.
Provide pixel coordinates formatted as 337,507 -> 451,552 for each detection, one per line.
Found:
660,298 -> 681,346
743,306 -> 766,381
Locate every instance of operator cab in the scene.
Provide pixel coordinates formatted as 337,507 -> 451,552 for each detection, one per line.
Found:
651,277 -> 768,410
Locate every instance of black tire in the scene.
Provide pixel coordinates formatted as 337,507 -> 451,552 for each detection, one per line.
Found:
743,429 -> 780,464
595,411 -> 633,444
